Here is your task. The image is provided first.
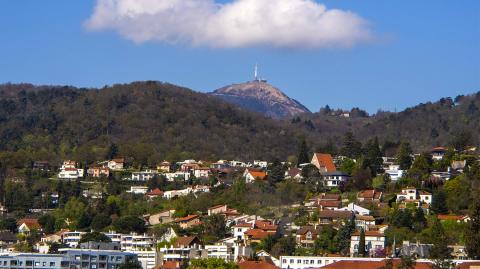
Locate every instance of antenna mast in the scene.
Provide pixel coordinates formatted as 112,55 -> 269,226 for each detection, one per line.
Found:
254,63 -> 258,81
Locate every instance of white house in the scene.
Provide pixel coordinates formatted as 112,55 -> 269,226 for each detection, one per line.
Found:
163,172 -> 191,182
385,164 -> 405,181
193,168 -> 210,178
108,158 -> 125,170
350,231 -> 386,257
322,171 -> 350,188
335,203 -> 371,216
58,168 -> 84,179
126,186 -> 149,195
243,169 -> 267,183
232,223 -> 253,241
253,160 -> 268,168
131,170 -> 157,181
396,187 -> 432,205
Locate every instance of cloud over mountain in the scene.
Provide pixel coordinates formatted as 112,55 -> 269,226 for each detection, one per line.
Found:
85,0 -> 373,49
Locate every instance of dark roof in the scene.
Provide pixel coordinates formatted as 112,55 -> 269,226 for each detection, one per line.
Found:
297,226 -> 318,235
318,210 -> 353,219
0,230 -> 18,242
174,236 -> 200,247
322,171 -> 350,176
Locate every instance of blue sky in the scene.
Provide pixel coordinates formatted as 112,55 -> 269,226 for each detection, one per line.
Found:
0,0 -> 479,113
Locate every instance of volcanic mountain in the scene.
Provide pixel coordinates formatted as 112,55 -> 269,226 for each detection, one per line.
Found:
210,80 -> 311,119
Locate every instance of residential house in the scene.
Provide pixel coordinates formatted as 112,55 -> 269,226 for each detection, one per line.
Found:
127,186 -> 149,195
193,168 -> 210,178
319,259 -> 433,269
396,187 -> 432,209
335,203 -> 371,216
318,210 -> 353,226
146,188 -> 164,200
58,161 -> 84,179
244,229 -> 270,245
33,161 -> 50,171
163,172 -> 191,182
322,171 -> 349,188
385,164 -> 405,181
0,230 -> 19,248
354,215 -> 376,231
451,160 -> 467,173
357,190 -> 383,203
131,170 -> 158,181
207,205 -> 239,217
296,226 -> 318,247
238,260 -> 279,269
108,158 -> 125,170
87,166 -> 110,178
175,215 -> 201,229
317,200 -> 342,211
307,193 -> 341,208
253,160 -> 268,168
311,153 -> 337,173
285,168 -> 303,181
232,223 -> 253,241
157,161 -> 171,172
437,214 -> 470,223
244,169 -> 268,183
431,147 -> 447,161
157,236 -> 203,265
17,218 -> 41,234
350,230 -> 386,257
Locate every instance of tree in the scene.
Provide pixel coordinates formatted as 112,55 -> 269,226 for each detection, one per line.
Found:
268,159 -> 285,185
334,217 -> 356,255
358,228 -> 366,257
113,216 -> 146,234
202,215 -> 227,244
341,132 -> 363,159
297,136 -> 310,166
430,189 -> 449,214
398,255 -> 416,269
188,258 -> 239,269
91,213 -> 112,231
412,208 -> 427,233
314,225 -> 337,254
465,196 -> 480,259
38,214 -> 56,234
408,153 -> 431,180
429,217 -> 452,269
396,142 -> 413,170
363,137 -> 383,176
105,143 -> 119,160
79,232 -> 112,243
118,259 -> 143,269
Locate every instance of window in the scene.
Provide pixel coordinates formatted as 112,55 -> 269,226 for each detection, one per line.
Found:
50,262 -> 56,266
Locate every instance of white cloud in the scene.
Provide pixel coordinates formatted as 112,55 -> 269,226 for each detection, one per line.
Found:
85,0 -> 373,49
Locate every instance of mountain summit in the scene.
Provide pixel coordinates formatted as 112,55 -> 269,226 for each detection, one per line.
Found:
211,80 -> 310,119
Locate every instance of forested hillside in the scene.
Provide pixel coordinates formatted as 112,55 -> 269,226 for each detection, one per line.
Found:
293,93 -> 480,153
0,82 -> 299,166
0,82 -> 478,167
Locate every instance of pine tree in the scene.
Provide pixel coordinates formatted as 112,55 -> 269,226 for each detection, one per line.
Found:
297,137 -> 310,166
429,217 -> 452,269
268,159 -> 285,185
341,132 -> 363,159
363,137 -> 383,176
396,142 -> 413,170
431,189 -> 449,214
105,143 -> 118,160
412,208 -> 427,233
465,196 -> 480,259
358,228 -> 366,257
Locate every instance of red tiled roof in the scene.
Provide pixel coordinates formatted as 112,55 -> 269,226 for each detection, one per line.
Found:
437,214 -> 466,221
456,261 -> 480,269
352,230 -> 384,237
238,260 -> 279,269
318,200 -> 342,208
175,214 -> 199,222
234,223 -> 254,228
245,229 -> 269,240
319,210 -> 353,219
320,259 -> 432,269
249,171 -> 268,180
255,220 -> 278,231
17,218 -> 41,229
156,261 -> 182,269
173,236 -> 199,247
312,153 -> 336,172
147,188 -> 164,196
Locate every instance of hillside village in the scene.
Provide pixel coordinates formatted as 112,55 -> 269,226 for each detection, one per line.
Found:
0,135 -> 479,269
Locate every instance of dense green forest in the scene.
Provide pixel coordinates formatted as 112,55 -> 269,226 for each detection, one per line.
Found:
0,82 -> 478,166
